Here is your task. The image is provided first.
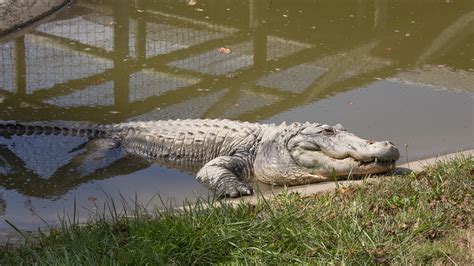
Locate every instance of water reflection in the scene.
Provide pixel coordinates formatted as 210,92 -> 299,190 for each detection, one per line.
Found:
1,0 -> 472,120
0,136 -> 151,197
0,0 -> 472,228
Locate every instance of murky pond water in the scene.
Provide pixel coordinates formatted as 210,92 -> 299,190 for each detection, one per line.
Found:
0,0 -> 473,230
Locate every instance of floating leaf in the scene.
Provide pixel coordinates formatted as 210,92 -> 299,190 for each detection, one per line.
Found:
217,47 -> 231,54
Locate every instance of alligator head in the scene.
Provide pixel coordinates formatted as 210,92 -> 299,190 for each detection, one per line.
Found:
254,122 -> 400,185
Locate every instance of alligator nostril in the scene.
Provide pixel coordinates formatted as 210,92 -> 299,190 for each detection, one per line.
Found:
383,141 -> 393,146
367,140 -> 374,144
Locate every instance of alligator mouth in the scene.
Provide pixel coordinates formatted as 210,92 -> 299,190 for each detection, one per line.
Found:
316,147 -> 399,168
359,157 -> 397,167
349,156 -> 397,176
291,147 -> 398,176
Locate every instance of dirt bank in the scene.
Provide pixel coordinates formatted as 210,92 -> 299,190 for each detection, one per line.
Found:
0,0 -> 72,36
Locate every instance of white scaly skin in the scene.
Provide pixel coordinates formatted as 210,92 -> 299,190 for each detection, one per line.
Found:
0,119 -> 400,198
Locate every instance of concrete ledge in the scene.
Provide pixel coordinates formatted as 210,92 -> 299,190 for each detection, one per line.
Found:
397,149 -> 473,171
0,0 -> 72,36
228,149 -> 474,205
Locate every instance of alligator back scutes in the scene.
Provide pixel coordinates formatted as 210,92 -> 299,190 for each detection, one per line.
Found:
130,119 -> 260,133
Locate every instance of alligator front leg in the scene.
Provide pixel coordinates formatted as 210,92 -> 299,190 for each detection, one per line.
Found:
196,155 -> 253,198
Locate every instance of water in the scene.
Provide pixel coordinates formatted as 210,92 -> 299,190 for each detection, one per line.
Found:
0,0 -> 473,230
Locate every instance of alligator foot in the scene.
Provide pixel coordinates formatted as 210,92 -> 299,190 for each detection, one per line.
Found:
196,155 -> 253,198
217,180 -> 253,198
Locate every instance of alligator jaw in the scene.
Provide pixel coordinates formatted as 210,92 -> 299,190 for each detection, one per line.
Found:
353,156 -> 397,175
290,147 -> 398,179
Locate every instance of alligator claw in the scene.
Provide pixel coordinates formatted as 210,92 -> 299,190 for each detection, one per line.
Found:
219,182 -> 254,198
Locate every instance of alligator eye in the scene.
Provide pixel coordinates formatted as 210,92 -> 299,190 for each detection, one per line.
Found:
322,128 -> 335,135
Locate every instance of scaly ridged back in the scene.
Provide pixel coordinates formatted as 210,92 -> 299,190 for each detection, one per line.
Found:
0,119 -> 266,169
117,119 -> 264,166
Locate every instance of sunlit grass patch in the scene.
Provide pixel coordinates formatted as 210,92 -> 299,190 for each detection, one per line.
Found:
1,156 -> 472,264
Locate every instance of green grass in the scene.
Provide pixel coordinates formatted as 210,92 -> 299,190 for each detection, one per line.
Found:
1,156 -> 473,264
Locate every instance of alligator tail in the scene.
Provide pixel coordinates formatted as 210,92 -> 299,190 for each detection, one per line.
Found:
0,120 -> 117,138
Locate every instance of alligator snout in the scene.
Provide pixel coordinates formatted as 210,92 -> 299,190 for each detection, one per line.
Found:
368,141 -> 400,161
321,132 -> 400,163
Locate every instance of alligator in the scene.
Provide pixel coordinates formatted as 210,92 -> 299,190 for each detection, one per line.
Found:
0,119 -> 400,198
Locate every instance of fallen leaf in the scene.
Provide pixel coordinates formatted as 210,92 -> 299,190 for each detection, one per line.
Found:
374,256 -> 388,263
429,201 -> 436,209
217,47 -> 231,54
338,187 -> 356,196
195,8 -> 204,11
187,0 -> 197,5
427,229 -> 442,240
440,195 -> 447,203
399,223 -> 409,230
